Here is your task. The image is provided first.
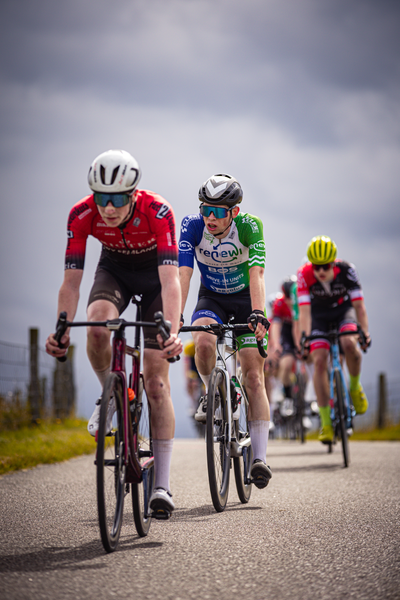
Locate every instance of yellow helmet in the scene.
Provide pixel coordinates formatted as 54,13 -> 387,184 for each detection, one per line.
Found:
307,236 -> 337,264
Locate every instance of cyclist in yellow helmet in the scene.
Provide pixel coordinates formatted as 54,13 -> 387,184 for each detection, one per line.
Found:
297,236 -> 371,443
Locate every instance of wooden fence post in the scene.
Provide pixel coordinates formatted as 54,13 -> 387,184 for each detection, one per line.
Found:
28,328 -> 42,422
52,345 -> 76,419
377,372 -> 387,429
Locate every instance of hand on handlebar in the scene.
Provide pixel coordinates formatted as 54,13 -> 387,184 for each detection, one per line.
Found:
358,329 -> 371,352
46,311 -> 70,362
300,332 -> 310,360
247,310 -> 270,341
157,332 -> 183,360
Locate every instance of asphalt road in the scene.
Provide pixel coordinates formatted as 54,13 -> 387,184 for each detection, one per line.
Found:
0,439 -> 399,600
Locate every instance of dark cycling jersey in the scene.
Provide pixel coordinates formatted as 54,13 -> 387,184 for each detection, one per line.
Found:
65,190 -> 178,271
271,293 -> 297,355
297,260 -> 363,315
179,212 -> 265,294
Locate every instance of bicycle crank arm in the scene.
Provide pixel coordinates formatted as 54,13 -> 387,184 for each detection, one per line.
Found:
230,437 -> 251,458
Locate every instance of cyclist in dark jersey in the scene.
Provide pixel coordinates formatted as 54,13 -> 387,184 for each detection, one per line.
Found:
46,149 -> 182,515
297,235 -> 371,443
179,174 -> 272,489
268,276 -> 299,402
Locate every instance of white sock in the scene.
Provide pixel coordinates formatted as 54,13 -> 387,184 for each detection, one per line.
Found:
249,420 -> 270,463
153,439 -> 174,492
94,366 -> 110,388
199,373 -> 211,392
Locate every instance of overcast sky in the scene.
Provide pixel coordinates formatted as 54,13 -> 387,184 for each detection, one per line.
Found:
1,0 -> 399,436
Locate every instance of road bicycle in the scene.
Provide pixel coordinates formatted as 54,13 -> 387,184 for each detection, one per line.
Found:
301,324 -> 368,468
271,359 -> 307,443
54,299 -> 176,552
180,315 -> 268,512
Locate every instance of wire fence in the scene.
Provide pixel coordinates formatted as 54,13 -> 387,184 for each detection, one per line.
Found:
0,340 -> 55,408
0,337 -> 75,425
0,338 -> 399,429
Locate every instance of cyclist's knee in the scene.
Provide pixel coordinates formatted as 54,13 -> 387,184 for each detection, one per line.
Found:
312,350 -> 329,374
145,373 -> 170,404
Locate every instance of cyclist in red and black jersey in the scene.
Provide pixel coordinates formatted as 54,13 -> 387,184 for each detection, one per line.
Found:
297,235 -> 371,443
46,150 -> 182,515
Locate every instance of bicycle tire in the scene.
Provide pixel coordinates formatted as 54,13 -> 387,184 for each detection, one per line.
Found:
233,387 -> 253,504
334,370 -> 350,468
96,373 -> 125,553
206,367 -> 230,512
132,375 -> 154,536
295,372 -> 307,444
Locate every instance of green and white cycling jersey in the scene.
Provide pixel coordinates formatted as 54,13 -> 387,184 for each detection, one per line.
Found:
179,212 -> 266,294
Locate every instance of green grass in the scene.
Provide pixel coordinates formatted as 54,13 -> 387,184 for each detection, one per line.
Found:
0,419 -> 96,476
306,422 -> 400,442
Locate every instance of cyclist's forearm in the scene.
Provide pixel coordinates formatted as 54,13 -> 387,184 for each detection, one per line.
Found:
249,266 -> 265,311
57,269 -> 83,322
159,266 -> 181,334
299,305 -> 311,337
353,299 -> 369,334
179,266 -> 193,314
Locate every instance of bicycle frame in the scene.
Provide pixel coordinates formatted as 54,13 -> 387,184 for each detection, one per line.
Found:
328,335 -> 355,433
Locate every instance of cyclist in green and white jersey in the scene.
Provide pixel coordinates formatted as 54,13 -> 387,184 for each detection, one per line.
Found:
179,174 -> 272,489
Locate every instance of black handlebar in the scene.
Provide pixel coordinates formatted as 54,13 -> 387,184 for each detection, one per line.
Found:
300,325 -> 370,356
53,310 -> 180,363
180,319 -> 268,359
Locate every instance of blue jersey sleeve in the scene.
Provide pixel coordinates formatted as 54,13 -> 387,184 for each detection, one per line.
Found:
179,214 -> 204,268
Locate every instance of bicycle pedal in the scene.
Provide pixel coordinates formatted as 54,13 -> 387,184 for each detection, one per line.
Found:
151,509 -> 171,521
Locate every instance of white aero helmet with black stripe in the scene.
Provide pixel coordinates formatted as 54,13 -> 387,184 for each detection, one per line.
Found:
198,173 -> 243,207
88,149 -> 141,194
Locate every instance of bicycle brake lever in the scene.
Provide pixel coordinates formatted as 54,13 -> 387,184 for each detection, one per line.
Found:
153,311 -> 180,363
54,311 -> 68,363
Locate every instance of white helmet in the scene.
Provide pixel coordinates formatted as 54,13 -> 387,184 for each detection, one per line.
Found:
88,150 -> 141,194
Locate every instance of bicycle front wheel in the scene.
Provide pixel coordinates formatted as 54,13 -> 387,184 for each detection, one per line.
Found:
233,388 -> 253,504
334,370 -> 350,468
97,373 -> 125,553
132,375 -> 154,537
206,368 -> 230,512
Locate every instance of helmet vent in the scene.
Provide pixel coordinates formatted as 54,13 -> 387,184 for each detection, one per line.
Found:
100,164 -> 120,186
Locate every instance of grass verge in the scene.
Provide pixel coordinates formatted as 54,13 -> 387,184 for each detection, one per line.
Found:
306,422 -> 400,442
0,419 -> 96,476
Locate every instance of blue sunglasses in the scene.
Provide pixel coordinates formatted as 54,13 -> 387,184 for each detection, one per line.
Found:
199,205 -> 233,219
94,192 -> 131,208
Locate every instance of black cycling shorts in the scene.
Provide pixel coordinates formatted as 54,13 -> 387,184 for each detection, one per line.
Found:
310,306 -> 357,352
192,284 -> 268,351
88,256 -> 163,349
280,322 -> 296,356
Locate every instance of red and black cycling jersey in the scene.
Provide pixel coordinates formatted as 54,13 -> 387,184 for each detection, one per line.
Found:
297,260 -> 363,312
65,190 -> 178,271
272,293 -> 292,324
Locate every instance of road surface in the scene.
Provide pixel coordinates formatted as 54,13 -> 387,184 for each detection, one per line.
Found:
0,439 -> 399,600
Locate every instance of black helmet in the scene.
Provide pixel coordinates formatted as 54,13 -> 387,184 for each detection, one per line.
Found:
282,275 -> 297,298
198,174 -> 243,207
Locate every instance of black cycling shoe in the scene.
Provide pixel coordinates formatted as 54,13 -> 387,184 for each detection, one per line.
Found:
250,459 -> 272,489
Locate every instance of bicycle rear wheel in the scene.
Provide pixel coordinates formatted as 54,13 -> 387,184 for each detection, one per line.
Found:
132,375 -> 154,536
97,373 -> 125,553
334,370 -> 350,468
206,368 -> 230,512
233,387 -> 253,503
295,371 -> 306,444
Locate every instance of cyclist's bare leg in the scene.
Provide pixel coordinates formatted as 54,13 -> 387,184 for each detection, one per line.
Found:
86,299 -> 118,380
239,347 -> 270,421
143,348 -> 175,440
312,347 -> 330,407
192,317 -> 218,384
279,353 -> 295,389
340,334 -> 362,377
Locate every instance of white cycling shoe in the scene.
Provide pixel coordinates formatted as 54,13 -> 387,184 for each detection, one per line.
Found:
88,396 -> 115,437
150,487 -> 175,519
